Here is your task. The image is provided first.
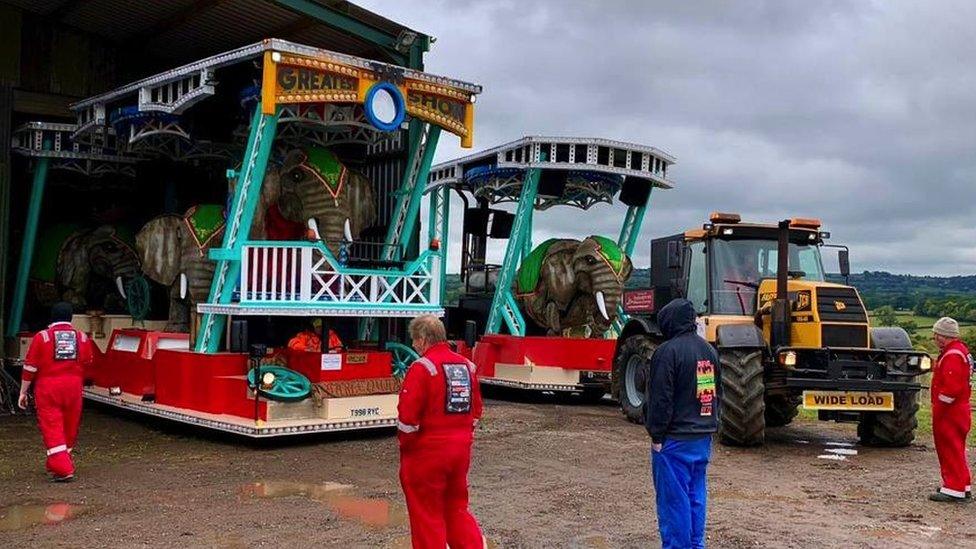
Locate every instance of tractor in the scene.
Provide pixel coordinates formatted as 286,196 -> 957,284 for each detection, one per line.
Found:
613,213 -> 931,446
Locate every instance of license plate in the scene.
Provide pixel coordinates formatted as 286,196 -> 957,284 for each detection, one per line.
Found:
802,391 -> 894,411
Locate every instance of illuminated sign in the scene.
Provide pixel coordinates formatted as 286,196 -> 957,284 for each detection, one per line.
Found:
262,51 -> 476,147
277,67 -> 356,94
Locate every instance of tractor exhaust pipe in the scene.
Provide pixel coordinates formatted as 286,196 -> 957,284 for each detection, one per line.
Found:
771,219 -> 792,349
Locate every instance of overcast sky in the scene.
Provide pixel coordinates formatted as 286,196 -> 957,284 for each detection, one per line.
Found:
358,0 -> 976,276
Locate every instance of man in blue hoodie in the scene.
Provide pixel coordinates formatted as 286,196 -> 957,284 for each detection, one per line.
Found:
645,298 -> 720,549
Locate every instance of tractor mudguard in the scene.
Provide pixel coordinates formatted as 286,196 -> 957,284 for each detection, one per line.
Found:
716,323 -> 766,349
618,317 -> 662,343
869,327 -> 913,350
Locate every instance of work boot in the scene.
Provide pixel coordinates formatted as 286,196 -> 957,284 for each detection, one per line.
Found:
928,491 -> 968,503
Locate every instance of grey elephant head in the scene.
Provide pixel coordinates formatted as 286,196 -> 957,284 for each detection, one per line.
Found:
136,205 -> 225,331
227,163 -> 280,240
56,225 -> 142,312
515,235 -> 633,336
276,147 -> 377,254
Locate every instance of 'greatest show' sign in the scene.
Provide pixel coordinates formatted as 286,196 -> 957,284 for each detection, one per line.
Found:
262,51 -> 475,147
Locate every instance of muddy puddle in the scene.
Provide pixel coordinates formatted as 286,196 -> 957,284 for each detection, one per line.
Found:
242,481 -> 613,547
241,481 -> 407,529
0,503 -> 85,531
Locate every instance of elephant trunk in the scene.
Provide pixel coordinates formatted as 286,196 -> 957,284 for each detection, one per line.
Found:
588,267 -> 623,324
113,253 -> 141,299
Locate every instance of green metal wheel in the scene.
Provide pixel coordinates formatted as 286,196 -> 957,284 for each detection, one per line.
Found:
385,341 -> 419,380
126,275 -> 151,321
246,366 -> 311,402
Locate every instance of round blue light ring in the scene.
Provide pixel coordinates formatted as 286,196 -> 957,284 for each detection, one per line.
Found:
364,82 -> 406,132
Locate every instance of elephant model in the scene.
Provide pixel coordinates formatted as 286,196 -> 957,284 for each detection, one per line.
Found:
136,205 -> 226,332
514,236 -> 633,336
31,224 -> 141,314
277,147 -> 377,255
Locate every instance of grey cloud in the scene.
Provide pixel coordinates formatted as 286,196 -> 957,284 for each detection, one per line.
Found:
361,0 -> 976,275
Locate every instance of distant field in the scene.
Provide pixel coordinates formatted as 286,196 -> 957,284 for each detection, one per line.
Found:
873,311 -> 974,335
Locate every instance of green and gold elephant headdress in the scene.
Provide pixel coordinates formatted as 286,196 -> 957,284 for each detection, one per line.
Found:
297,147 -> 348,201
589,235 -> 627,279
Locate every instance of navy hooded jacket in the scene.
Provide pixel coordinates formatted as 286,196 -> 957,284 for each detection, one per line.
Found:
644,298 -> 721,443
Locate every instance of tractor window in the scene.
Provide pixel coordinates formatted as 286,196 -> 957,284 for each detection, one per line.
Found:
711,239 -> 825,315
685,241 -> 707,314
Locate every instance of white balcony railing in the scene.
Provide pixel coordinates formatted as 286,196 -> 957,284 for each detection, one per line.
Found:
235,241 -> 440,315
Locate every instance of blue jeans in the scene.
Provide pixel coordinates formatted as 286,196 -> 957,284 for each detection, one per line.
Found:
651,436 -> 711,549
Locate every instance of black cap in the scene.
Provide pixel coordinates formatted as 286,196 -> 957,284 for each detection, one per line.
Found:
51,302 -> 73,323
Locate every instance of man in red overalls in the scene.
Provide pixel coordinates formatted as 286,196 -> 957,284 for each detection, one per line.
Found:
397,314 -> 484,548
18,302 -> 93,481
928,316 -> 972,502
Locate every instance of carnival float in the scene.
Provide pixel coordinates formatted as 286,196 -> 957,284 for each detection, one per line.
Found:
6,39 -> 480,436
429,137 -> 675,399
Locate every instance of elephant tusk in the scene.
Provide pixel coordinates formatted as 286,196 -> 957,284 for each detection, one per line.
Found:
116,276 -> 127,299
307,218 -> 321,240
180,273 -> 188,300
595,291 -> 610,321
343,218 -> 353,243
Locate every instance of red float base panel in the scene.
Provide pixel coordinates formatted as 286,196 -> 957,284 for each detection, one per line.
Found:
470,334 -> 616,378
286,349 -> 393,383
88,329 -> 397,422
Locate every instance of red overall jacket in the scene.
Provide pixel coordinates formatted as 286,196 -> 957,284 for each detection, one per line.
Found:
932,340 -> 972,408
22,322 -> 94,383
397,342 -> 483,449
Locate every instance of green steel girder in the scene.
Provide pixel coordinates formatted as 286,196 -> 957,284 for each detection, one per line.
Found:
6,156 -> 49,337
486,168 -> 541,335
196,105 -> 279,353
271,0 -> 430,68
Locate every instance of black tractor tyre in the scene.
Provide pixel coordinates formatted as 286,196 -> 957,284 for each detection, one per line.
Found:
857,391 -> 919,447
764,394 -> 801,427
718,349 -> 766,446
612,334 -> 656,423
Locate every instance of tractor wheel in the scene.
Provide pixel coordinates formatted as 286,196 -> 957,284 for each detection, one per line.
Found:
764,394 -> 801,427
612,334 -> 656,423
718,349 -> 766,446
857,391 -> 919,447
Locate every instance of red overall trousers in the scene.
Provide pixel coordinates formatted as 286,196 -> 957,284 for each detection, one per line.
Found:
23,322 -> 93,478
397,342 -> 484,549
931,340 -> 972,497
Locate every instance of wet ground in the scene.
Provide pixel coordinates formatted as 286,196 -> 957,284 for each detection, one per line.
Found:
1,393 -> 974,548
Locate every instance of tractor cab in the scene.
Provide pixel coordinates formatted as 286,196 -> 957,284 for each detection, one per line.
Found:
680,216 -> 834,311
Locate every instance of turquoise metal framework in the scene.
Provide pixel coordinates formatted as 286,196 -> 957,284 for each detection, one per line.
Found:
487,168 -> 540,335
7,41 -> 479,355
7,157 -> 48,338
428,136 -> 676,337
612,190 -> 653,334
6,123 -> 136,337
197,104 -> 279,352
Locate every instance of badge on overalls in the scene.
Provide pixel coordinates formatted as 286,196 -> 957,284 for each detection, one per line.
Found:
443,364 -> 472,413
53,330 -> 78,361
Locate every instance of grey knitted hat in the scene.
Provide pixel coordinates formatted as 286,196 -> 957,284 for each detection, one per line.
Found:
932,317 -> 960,338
